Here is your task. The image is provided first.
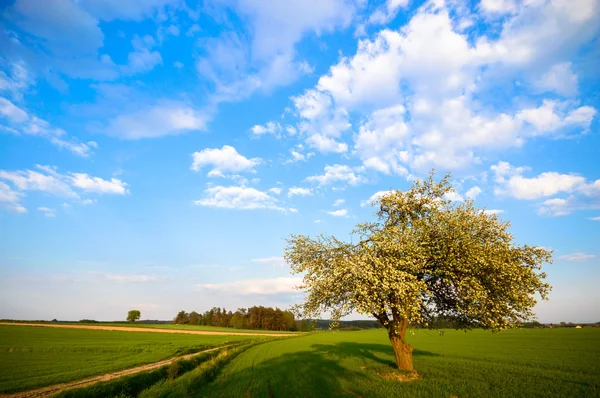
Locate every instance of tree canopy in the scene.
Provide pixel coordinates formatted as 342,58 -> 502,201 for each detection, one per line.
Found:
285,173 -> 552,371
126,309 -> 141,323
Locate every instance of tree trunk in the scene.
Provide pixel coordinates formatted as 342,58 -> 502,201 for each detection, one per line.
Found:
389,333 -> 414,370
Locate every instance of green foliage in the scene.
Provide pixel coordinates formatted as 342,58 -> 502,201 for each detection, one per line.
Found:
198,328 -> 600,397
173,310 -> 190,325
0,325 -> 259,393
126,310 -> 141,324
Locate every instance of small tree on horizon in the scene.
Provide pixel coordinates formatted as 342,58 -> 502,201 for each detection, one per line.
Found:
126,309 -> 141,323
285,173 -> 552,373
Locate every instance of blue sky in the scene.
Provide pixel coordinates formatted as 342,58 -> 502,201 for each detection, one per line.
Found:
0,0 -> 598,323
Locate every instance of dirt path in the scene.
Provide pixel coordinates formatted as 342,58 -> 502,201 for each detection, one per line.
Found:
0,323 -> 295,337
0,345 -> 231,398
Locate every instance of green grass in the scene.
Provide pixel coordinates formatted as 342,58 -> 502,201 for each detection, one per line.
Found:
0,325 -> 263,393
197,328 -> 600,397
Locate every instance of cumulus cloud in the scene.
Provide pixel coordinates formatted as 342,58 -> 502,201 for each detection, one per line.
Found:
251,121 -> 280,137
194,185 -> 289,212
333,199 -> 345,206
191,146 -> 262,177
305,164 -> 365,187
327,209 -> 349,217
492,162 -> 587,200
197,277 -> 301,295
465,186 -> 482,200
288,187 -> 312,197
492,162 -> 600,216
283,0 -> 598,174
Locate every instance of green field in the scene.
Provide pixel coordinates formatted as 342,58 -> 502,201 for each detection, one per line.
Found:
0,325 -> 263,393
199,328 -> 600,397
3,326 -> 599,397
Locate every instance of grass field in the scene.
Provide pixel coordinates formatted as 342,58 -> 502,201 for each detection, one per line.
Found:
198,328 -> 600,397
3,325 -> 599,397
0,325 -> 263,393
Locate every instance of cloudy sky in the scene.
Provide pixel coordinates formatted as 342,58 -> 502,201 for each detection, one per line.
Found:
0,0 -> 598,323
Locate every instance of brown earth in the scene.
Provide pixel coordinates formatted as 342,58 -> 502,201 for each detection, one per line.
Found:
0,345 -> 230,398
0,322 -> 296,337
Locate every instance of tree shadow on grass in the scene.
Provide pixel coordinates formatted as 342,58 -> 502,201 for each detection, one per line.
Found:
196,349 -> 370,398
311,342 -> 440,368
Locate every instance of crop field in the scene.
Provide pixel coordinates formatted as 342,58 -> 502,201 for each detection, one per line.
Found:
0,325 -> 263,393
199,328 -> 600,398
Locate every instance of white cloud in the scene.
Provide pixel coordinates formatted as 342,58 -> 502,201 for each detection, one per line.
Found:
492,162 -> 586,200
361,190 -> 394,207
368,0 -> 410,25
517,101 -> 596,135
69,173 -> 129,195
123,35 -> 162,75
537,197 -> 573,217
0,168 -> 77,197
557,252 -> 597,262
480,0 -> 516,14
105,102 -> 208,139
268,187 -> 282,195
37,207 -> 56,218
283,0 -> 598,174
444,191 -> 464,202
333,199 -> 345,206
191,146 -> 262,177
314,219 -> 322,223
288,187 -> 312,197
353,105 -> 409,175
251,256 -> 287,268
305,164 -> 365,187
0,165 -> 129,213
0,62 -> 35,101
327,208 -> 349,217
0,97 -> 94,157
484,209 -> 504,215
0,181 -> 27,213
197,277 -> 301,295
534,62 -> 578,97
465,186 -> 482,200
251,121 -> 280,136
492,162 -> 600,216
194,186 -> 288,211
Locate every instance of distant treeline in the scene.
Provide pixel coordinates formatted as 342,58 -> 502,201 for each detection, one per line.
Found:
311,319 -> 383,330
173,306 -> 297,331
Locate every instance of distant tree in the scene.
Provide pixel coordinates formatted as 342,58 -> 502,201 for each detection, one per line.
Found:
189,311 -> 202,325
285,173 -> 552,372
174,310 -> 190,324
126,310 -> 141,323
